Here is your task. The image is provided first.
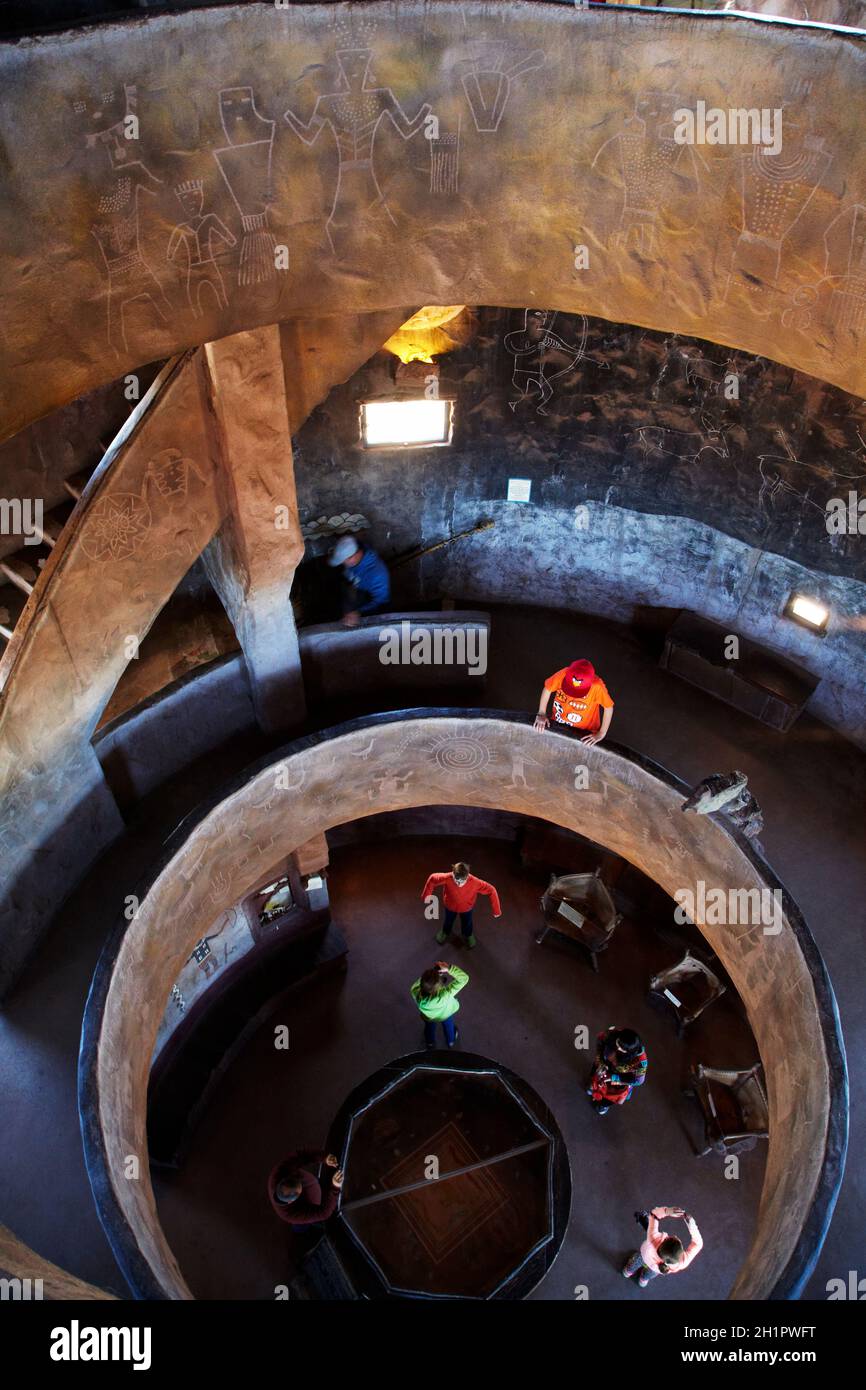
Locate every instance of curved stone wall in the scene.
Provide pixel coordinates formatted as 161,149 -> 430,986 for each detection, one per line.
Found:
435,501 -> 866,745
80,712 -> 847,1300
0,1225 -> 116,1301
3,3 -> 866,439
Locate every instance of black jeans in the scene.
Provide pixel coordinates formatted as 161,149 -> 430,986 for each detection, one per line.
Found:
443,908 -> 474,938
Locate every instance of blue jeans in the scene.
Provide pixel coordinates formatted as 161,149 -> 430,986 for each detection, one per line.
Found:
443,908 -> 474,939
424,1015 -> 457,1047
623,1250 -> 659,1282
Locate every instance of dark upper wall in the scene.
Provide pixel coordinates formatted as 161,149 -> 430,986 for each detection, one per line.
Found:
3,3 -> 866,439
293,307 -> 866,580
0,364 -> 162,557
4,0 -> 861,38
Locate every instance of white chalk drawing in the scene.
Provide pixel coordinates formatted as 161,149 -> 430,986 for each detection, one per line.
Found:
167,180 -> 237,314
142,447 -> 208,507
349,737 -> 378,760
628,418 -> 730,468
591,92 -> 704,261
776,204 -> 866,342
823,204 -> 866,336
78,84 -> 171,353
403,730 -> 500,780
504,310 -> 588,415
456,40 -> 545,133
724,120 -> 831,308
780,280 -> 824,333
762,427 -> 866,480
80,491 -> 152,561
258,763 -> 307,799
676,347 -> 739,398
648,338 -> 676,402
283,22 -> 431,257
81,453 -> 209,567
198,810 -> 274,888
430,116 -> 461,195
246,828 -> 276,864
756,458 -> 824,519
753,430 -> 866,519
208,867 -> 234,906
368,770 -> 415,801
213,87 -> 277,286
505,744 -> 542,790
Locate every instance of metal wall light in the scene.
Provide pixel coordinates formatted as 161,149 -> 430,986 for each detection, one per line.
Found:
783,592 -> 830,635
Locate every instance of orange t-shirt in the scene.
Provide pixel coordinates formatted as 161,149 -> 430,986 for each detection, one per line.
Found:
544,669 -> 614,732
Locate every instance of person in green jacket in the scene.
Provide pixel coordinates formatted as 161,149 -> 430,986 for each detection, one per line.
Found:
411,960 -> 468,1049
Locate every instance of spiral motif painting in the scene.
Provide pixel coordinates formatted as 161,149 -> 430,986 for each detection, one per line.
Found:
405,731 -> 499,780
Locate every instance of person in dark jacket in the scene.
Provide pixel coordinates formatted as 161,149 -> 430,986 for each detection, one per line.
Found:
327,535 -> 391,626
268,1148 -> 343,1226
586,1026 -> 648,1115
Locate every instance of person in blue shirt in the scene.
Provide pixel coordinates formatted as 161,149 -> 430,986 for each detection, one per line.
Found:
328,535 -> 391,626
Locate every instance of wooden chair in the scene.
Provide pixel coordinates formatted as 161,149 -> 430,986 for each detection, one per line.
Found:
537,869 -> 621,972
684,1062 -> 769,1157
648,949 -> 727,1035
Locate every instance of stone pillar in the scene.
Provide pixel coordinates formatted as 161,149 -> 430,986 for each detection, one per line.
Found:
291,833 -> 330,878
202,325 -> 306,733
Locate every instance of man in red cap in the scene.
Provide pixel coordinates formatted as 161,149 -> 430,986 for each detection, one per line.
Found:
533,659 -> 614,744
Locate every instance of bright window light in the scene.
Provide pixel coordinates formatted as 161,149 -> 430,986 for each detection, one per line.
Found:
784,592 -> 830,634
361,399 -> 452,448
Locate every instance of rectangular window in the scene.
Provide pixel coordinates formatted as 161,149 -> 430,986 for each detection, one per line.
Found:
361,399 -> 453,449
253,876 -> 294,927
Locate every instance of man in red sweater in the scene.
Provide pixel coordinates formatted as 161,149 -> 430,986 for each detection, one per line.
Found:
422,861 -> 502,949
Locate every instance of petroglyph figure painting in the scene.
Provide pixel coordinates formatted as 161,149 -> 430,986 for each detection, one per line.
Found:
824,204 -> 866,336
78,84 -> 171,352
142,448 -> 208,506
457,40 -> 545,133
368,770 -> 415,801
675,346 -> 739,400
628,419 -> 730,468
591,92 -> 703,261
430,118 -> 461,195
753,429 -> 866,520
349,737 -> 378,761
755,457 -> 831,520
504,310 -> 588,415
168,180 -> 237,314
213,87 -> 277,286
725,119 -> 831,308
284,15 -> 431,256
505,744 -> 542,790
